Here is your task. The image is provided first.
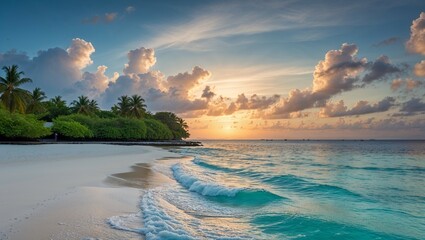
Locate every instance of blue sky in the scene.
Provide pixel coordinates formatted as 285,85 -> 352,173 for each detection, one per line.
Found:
1,0 -> 425,139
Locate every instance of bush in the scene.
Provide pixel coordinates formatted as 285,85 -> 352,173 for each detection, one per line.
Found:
55,114 -> 148,140
144,119 -> 173,140
56,114 -> 96,128
154,112 -> 190,139
52,120 -> 93,139
0,109 -> 51,139
109,118 -> 146,140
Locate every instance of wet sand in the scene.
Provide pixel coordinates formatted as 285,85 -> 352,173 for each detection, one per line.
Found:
0,144 -> 179,240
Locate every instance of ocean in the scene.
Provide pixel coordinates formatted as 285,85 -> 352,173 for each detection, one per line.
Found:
109,140 -> 425,240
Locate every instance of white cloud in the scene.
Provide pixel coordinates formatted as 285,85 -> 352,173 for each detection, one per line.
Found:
266,43 -> 401,118
406,12 -> 425,55
126,6 -> 135,13
123,47 -> 156,75
66,38 -> 95,69
75,65 -> 119,98
0,38 -> 96,97
414,60 -> 425,76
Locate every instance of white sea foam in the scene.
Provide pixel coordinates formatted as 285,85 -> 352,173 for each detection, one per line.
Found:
172,163 -> 242,197
107,212 -> 144,234
138,188 -> 256,240
141,189 -> 196,240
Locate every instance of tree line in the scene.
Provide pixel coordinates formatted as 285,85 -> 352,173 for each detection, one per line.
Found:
0,65 -> 190,140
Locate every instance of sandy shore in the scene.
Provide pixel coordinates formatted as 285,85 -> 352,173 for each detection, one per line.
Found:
0,144 -> 180,240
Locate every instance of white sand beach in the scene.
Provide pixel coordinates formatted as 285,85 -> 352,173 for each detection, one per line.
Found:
0,144 -> 179,240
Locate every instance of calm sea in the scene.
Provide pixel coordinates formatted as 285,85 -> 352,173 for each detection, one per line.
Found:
110,140 -> 425,239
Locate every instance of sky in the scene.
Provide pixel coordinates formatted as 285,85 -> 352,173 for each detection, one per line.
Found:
1,0 -> 425,139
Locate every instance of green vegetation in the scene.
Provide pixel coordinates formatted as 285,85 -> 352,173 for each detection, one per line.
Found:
0,64 -> 191,141
70,95 -> 99,115
56,114 -> 148,140
154,112 -> 190,139
26,88 -> 47,115
0,65 -> 32,113
51,119 -> 93,139
0,109 -> 51,139
144,119 -> 173,140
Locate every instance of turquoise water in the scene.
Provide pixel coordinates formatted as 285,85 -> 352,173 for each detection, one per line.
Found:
111,140 -> 425,239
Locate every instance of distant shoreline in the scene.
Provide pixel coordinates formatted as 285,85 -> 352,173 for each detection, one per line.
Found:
0,140 -> 202,146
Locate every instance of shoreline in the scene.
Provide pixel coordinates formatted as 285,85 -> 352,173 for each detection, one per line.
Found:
0,140 -> 202,146
0,144 -> 181,240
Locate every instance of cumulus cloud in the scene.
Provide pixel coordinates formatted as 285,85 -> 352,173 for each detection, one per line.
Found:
391,78 -> 423,92
320,97 -> 395,117
165,66 -> 211,98
414,60 -> 425,76
201,86 -> 215,100
399,98 -> 425,115
123,47 -> 156,75
268,44 -> 364,116
102,47 -> 211,113
236,94 -> 280,110
312,43 -> 365,94
406,12 -> 425,55
265,43 -> 401,118
362,55 -> 401,83
74,65 -> 119,98
406,79 -> 423,90
66,38 -> 95,69
0,38 -> 96,96
203,93 -> 280,117
391,79 -> 404,91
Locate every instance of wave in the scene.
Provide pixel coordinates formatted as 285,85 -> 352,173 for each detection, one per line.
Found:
192,158 -> 362,200
252,213 -> 410,240
340,165 -> 425,173
141,190 -> 196,240
193,158 -> 235,173
172,163 -> 283,205
262,175 -> 364,199
138,188 -> 260,239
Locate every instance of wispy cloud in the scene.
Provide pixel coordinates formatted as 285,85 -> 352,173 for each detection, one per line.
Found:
83,12 -> 118,24
144,1 -> 370,50
373,37 -> 400,47
126,6 -> 135,13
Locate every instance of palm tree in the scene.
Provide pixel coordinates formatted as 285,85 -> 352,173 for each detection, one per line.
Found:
26,88 -> 47,114
70,95 -> 99,115
128,95 -> 147,119
178,117 -> 189,130
43,96 -> 70,121
112,95 -> 131,117
51,96 -> 66,107
0,65 -> 32,113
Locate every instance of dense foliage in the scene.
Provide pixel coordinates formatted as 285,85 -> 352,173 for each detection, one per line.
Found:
55,114 -> 150,140
154,112 -> 190,139
51,119 -> 93,139
144,119 -> 173,140
0,65 -> 191,141
0,109 -> 51,139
